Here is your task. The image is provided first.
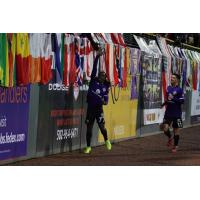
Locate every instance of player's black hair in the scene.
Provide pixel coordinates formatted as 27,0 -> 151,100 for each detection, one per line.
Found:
172,73 -> 181,80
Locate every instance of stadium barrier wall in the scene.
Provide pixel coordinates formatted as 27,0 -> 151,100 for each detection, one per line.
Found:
0,85 -> 199,165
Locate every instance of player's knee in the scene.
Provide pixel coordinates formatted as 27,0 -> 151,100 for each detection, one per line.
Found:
102,127 -> 107,132
97,117 -> 105,124
163,125 -> 169,132
99,123 -> 106,131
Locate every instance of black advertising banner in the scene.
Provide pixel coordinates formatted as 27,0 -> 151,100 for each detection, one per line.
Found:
141,52 -> 164,125
141,52 -> 162,109
37,80 -> 88,154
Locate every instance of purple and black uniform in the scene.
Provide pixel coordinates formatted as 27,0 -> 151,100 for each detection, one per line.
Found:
163,85 -> 184,128
87,55 -> 110,109
85,55 -> 111,147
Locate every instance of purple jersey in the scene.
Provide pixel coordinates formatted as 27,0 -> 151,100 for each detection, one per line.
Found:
87,55 -> 110,108
164,85 -> 184,118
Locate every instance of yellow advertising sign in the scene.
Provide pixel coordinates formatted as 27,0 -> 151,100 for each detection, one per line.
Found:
98,87 -> 138,142
99,46 -> 139,142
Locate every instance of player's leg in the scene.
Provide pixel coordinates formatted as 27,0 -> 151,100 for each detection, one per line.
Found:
172,128 -> 180,153
84,107 -> 95,153
96,108 -> 112,150
172,118 -> 183,153
162,119 -> 173,146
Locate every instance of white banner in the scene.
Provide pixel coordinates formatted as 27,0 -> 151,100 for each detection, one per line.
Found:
144,108 -> 164,125
191,91 -> 200,116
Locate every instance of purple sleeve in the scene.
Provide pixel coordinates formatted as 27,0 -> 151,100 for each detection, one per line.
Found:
91,55 -> 100,79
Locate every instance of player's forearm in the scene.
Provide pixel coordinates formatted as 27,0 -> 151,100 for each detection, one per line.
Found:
91,55 -> 100,79
172,97 -> 184,104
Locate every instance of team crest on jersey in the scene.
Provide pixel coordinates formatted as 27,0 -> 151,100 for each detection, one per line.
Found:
73,84 -> 79,101
173,91 -> 177,95
96,89 -> 100,94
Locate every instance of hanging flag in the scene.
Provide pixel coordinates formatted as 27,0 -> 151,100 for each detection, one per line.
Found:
119,46 -> 125,87
0,33 -> 8,87
103,33 -> 113,44
110,33 -> 126,47
192,61 -> 198,90
85,38 -> 94,81
7,33 -> 16,87
69,36 -> 76,85
110,33 -> 120,44
105,43 -> 110,81
113,45 -> 120,85
63,34 -> 71,86
51,33 -> 62,84
115,44 -> 121,83
80,37 -> 87,82
61,33 -> 65,82
117,33 -> 126,46
16,33 -> 31,86
122,47 -> 128,88
94,33 -> 106,44
84,38 -> 93,80
182,59 -> 187,91
40,33 -> 52,84
162,57 -> 168,100
29,33 -> 42,83
109,44 -> 114,84
97,46 -> 106,74
157,37 -> 172,90
98,33 -> 110,43
91,33 -> 100,44
181,49 -> 190,89
74,36 -> 83,86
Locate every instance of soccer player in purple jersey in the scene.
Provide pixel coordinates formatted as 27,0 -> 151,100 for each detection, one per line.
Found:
161,73 -> 184,153
83,48 -> 112,154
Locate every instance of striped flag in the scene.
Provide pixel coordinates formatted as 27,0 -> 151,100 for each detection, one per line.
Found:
75,36 -> 85,86
110,33 -> 126,46
122,47 -> 128,88
85,38 -> 94,80
40,33 -> 52,85
69,36 -> 76,85
7,33 -> 16,87
63,34 -> 71,86
0,33 -> 8,87
16,33 -> 31,86
113,45 -> 120,85
105,43 -> 110,81
51,33 -> 62,84
29,33 -> 42,83
103,33 -> 113,44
